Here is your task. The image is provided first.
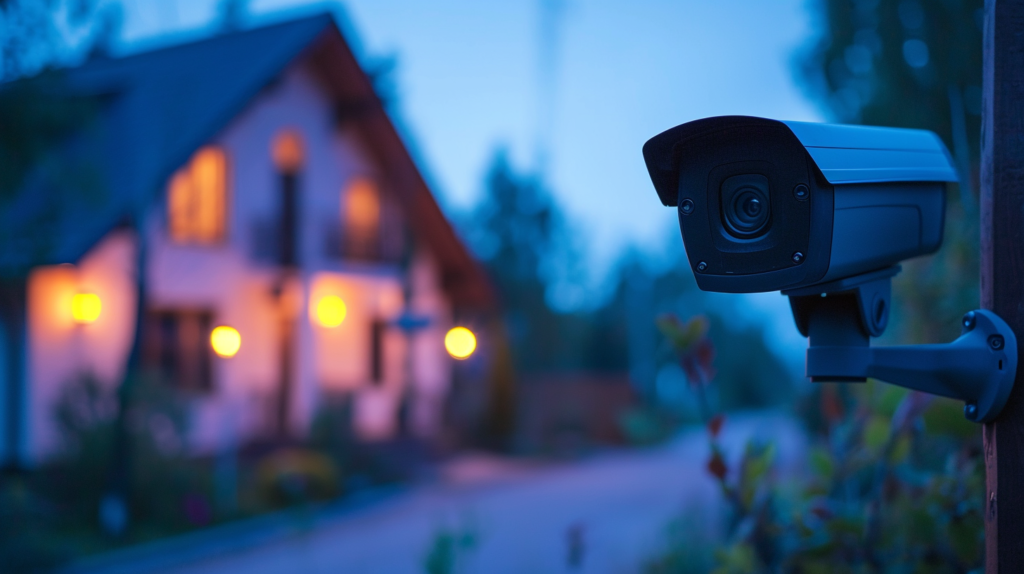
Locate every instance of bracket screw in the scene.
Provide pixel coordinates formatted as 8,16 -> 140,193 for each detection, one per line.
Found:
989,335 -> 1005,351
963,312 -> 976,330
680,199 -> 695,214
792,252 -> 804,264
794,184 -> 809,201
965,403 -> 978,420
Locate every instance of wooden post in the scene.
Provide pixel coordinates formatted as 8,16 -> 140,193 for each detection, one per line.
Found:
982,0 -> 1024,571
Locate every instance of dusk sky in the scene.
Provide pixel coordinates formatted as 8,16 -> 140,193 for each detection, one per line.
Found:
117,0 -> 823,360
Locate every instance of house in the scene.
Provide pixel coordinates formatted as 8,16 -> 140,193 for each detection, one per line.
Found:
0,13 -> 494,467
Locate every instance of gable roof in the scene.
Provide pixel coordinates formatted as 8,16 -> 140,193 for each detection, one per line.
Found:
0,13 -> 494,309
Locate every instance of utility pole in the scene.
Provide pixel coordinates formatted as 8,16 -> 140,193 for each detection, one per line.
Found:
981,1 -> 1024,571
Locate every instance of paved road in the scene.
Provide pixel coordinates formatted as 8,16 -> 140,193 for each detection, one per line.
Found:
84,412 -> 807,574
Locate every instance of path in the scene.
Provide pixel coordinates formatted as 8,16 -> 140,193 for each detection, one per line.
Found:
70,411 -> 806,574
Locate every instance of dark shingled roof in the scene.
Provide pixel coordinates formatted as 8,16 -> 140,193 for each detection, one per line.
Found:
0,13 -> 494,308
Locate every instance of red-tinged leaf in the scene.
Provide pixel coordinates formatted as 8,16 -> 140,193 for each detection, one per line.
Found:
707,451 -> 728,481
695,337 -> 715,365
707,414 -> 725,438
821,385 -> 843,423
681,354 -> 703,387
694,338 -> 716,379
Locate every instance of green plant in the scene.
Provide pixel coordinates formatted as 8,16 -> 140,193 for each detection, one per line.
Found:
251,448 -> 340,510
0,372 -> 225,571
643,517 -> 716,574
422,518 -> 479,574
649,314 -> 984,573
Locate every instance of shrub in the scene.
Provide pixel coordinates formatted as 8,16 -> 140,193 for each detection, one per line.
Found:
648,314 -> 984,573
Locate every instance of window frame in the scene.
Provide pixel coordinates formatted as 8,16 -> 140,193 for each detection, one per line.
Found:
142,308 -> 217,394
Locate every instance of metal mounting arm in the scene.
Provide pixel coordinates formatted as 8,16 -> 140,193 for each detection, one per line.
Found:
784,268 -> 1018,423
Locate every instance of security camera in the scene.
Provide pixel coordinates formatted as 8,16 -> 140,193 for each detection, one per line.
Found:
642,115 -> 955,294
643,116 -> 1017,423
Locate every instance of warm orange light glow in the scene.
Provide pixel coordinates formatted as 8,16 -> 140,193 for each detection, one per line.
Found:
315,296 -> 347,328
445,327 -> 477,360
168,146 -> 227,244
345,178 -> 381,236
210,326 -> 241,358
71,293 -> 102,324
272,129 -> 305,173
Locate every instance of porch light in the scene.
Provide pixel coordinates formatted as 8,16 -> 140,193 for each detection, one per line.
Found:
71,293 -> 102,324
315,295 -> 347,328
210,326 -> 241,358
445,327 -> 477,360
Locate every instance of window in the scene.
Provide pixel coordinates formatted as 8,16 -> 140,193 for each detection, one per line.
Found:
343,178 -> 381,259
143,310 -> 214,392
272,129 -> 305,267
272,129 -> 305,174
168,146 -> 228,244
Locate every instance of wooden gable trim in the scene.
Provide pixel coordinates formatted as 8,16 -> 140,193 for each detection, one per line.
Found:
303,26 -> 496,310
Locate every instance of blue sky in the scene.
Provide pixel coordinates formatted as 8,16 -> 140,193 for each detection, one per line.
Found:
119,0 -> 823,259
116,0 -> 823,362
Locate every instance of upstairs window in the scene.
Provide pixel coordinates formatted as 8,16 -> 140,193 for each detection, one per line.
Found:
343,178 -> 381,259
272,129 -> 305,267
272,129 -> 305,174
168,146 -> 228,244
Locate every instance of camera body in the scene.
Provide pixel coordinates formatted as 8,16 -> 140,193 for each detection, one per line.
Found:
643,116 -> 958,293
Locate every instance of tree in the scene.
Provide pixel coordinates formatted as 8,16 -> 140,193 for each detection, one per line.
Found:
460,150 -> 791,416
0,0 -> 117,472
462,149 -> 597,374
0,0 -> 118,80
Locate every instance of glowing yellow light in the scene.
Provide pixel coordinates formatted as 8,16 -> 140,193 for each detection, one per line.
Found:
71,293 -> 102,324
210,326 -> 241,358
315,296 -> 347,328
445,327 -> 477,360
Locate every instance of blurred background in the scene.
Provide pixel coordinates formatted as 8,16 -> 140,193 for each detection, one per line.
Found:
0,0 -> 985,572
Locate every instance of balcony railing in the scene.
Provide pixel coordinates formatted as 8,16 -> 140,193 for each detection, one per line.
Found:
249,218 -> 405,266
323,218 -> 405,264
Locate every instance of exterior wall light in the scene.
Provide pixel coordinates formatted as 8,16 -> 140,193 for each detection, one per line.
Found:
445,327 -> 477,360
71,293 -> 102,324
315,295 -> 347,328
210,325 -> 241,358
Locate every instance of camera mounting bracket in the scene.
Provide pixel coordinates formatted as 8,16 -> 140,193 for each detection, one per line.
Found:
783,267 -> 1017,423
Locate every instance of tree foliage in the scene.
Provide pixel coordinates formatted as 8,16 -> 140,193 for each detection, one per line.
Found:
0,0 -> 118,80
462,150 -> 618,374
0,0 -> 118,276
462,151 -> 791,417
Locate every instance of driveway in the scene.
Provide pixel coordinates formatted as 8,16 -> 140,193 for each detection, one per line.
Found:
71,411 -> 806,574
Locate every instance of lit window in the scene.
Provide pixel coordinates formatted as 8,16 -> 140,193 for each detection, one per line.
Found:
168,146 -> 228,244
343,178 -> 381,258
272,129 -> 305,174
272,129 -> 305,266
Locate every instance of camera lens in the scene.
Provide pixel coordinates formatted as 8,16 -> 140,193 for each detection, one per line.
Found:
723,184 -> 770,238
